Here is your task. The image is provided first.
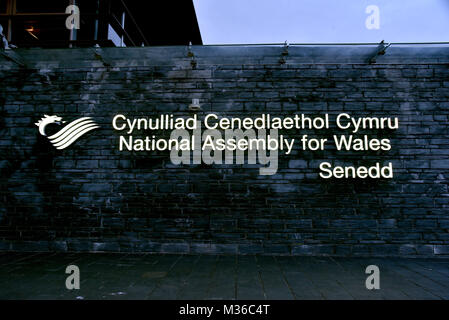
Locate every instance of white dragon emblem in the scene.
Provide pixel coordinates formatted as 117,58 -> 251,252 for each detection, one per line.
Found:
35,115 -> 99,149
35,115 -> 66,136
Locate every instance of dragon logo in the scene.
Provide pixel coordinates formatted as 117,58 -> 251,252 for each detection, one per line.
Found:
35,115 -> 100,150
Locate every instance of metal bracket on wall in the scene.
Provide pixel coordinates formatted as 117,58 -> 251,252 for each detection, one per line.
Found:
367,40 -> 391,64
279,41 -> 289,65
187,42 -> 194,57
0,49 -> 27,68
92,47 -> 111,67
188,98 -> 202,111
187,42 -> 197,69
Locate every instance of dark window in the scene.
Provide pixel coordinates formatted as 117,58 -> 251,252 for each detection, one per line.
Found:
11,16 -> 68,43
76,0 -> 99,14
0,1 -> 7,14
15,0 -> 68,13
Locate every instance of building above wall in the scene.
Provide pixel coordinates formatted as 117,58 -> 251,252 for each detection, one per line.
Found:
0,0 -> 202,48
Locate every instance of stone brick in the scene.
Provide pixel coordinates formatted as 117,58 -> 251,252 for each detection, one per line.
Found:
434,245 -> 449,255
431,160 -> 449,169
161,243 -> 190,254
288,160 -> 308,169
77,160 -> 99,169
92,241 -> 120,252
81,183 -> 111,193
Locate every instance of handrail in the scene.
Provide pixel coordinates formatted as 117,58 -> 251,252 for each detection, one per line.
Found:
198,42 -> 449,47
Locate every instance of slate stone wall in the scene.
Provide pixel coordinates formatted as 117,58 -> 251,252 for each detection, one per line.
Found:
0,45 -> 448,256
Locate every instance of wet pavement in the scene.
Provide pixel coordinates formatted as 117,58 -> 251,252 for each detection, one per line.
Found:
0,252 -> 448,300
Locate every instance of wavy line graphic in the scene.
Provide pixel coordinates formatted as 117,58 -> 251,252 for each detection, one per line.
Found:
47,117 -> 100,150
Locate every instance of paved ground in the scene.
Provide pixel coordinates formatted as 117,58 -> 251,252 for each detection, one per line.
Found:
0,252 -> 448,300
